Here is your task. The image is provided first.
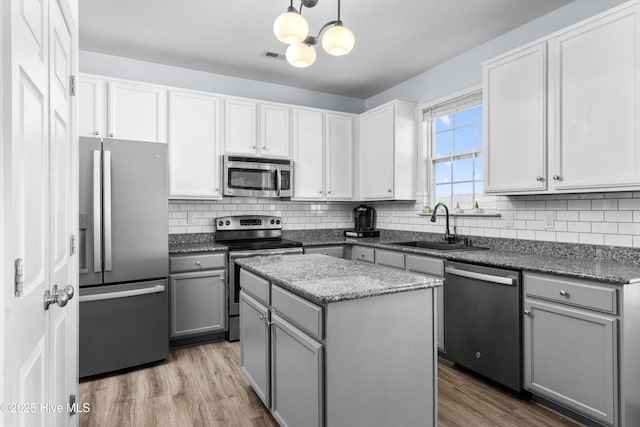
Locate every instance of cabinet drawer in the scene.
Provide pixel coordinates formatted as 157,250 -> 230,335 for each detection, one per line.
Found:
405,255 -> 444,277
241,269 -> 270,305
303,245 -> 344,258
170,253 -> 225,273
352,246 -> 374,263
375,249 -> 405,269
271,285 -> 323,341
524,272 -> 618,314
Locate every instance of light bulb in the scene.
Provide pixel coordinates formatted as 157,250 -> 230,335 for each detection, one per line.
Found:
322,24 -> 355,56
286,43 -> 316,68
273,10 -> 309,45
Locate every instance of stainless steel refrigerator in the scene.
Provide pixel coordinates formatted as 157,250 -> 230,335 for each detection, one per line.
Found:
78,137 -> 169,377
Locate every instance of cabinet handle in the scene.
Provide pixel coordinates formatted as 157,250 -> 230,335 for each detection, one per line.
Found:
559,290 -> 569,297
94,131 -> 99,136
361,253 -> 365,258
252,145 -> 256,149
387,189 -> 392,193
109,133 -> 114,138
523,309 -> 531,316
553,175 -> 561,181
258,313 -> 265,321
536,176 -> 544,182
262,146 -> 268,150
328,190 -> 331,194
195,261 -> 201,266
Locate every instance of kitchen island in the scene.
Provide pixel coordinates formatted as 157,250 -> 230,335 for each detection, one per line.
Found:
236,253 -> 442,427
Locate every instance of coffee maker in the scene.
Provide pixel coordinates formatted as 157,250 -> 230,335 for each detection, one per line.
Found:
344,205 -> 380,238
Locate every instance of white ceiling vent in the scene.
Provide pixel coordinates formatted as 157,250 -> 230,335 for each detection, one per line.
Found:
261,51 -> 285,60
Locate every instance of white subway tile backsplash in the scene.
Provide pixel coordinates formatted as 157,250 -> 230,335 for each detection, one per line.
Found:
591,222 -> 617,234
591,199 -> 618,210
579,211 -> 604,222
579,233 -> 604,245
605,211 -> 633,223
568,200 -> 591,210
557,232 -> 579,243
619,199 -> 640,210
605,234 -> 633,247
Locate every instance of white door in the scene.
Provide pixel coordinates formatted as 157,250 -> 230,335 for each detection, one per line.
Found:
77,75 -> 105,138
49,1 -> 77,425
260,103 -> 290,158
292,108 -> 324,200
361,105 -> 395,199
325,113 -> 353,200
2,0 -> 78,425
224,98 -> 258,155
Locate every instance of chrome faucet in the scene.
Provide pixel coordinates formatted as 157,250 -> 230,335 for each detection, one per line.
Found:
430,203 -> 456,243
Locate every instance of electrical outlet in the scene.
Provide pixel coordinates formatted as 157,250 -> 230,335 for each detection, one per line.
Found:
544,212 -> 555,229
504,212 -> 514,228
187,212 -> 195,224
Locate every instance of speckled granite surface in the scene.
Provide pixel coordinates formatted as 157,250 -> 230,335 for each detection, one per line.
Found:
168,233 -> 227,254
236,254 -> 442,304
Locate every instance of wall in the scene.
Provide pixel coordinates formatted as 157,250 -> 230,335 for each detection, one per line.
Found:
79,50 -> 365,114
365,0 -> 628,109
371,192 -> 640,248
169,198 -> 355,234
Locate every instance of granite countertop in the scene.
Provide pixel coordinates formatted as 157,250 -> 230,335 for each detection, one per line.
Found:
294,236 -> 640,285
236,254 -> 442,304
169,241 -> 228,254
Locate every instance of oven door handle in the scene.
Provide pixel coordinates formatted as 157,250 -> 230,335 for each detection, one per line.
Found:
230,248 -> 303,258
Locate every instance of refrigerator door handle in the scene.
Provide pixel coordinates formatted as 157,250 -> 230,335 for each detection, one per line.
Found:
79,284 -> 165,303
104,151 -> 113,271
93,150 -> 102,273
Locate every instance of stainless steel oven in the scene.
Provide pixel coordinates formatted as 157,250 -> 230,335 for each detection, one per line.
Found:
223,155 -> 292,197
215,215 -> 303,341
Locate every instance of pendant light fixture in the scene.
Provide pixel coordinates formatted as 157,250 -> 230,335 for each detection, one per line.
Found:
274,0 -> 355,68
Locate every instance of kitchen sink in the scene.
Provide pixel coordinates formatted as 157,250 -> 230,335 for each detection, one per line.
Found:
389,241 -> 487,252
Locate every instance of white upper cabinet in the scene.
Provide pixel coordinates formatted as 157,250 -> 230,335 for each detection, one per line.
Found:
78,75 -> 106,138
484,43 -> 547,193
483,2 -> 640,194
548,5 -> 640,192
325,113 -> 353,200
260,103 -> 291,158
107,80 -> 167,143
359,101 -> 416,200
224,98 -> 258,155
168,90 -> 222,199
292,108 -> 325,200
224,99 -> 291,158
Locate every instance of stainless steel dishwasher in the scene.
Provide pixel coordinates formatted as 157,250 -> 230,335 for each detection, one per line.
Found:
444,261 -> 522,392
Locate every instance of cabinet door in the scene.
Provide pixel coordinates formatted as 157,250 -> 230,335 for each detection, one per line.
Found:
240,291 -> 270,408
168,91 -> 222,199
170,270 -> 226,338
326,113 -> 353,200
484,43 -> 547,193
224,98 -> 258,155
271,313 -> 323,427
292,108 -> 324,199
260,103 -> 290,158
107,81 -> 167,143
361,104 -> 394,199
78,75 -> 106,138
523,299 -> 617,425
549,5 -> 640,191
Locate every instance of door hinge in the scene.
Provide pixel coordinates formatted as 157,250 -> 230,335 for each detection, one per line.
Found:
14,258 -> 24,297
68,394 -> 76,415
70,234 -> 77,256
70,75 -> 77,97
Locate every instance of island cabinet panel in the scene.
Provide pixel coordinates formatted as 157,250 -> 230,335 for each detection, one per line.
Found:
271,313 -> 323,427
271,285 -> 323,341
240,269 -> 270,305
351,246 -> 374,263
374,249 -> 405,269
239,291 -> 271,408
325,289 -> 437,427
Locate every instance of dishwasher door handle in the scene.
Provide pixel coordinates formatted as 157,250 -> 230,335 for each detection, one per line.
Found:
445,267 -> 515,286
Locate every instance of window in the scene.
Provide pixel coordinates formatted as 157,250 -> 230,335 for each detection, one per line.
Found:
424,90 -> 489,209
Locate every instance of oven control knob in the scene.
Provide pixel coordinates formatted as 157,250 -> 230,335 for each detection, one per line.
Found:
276,219 -> 280,225
225,220 -> 230,226
270,219 -> 275,224
218,221 -> 223,227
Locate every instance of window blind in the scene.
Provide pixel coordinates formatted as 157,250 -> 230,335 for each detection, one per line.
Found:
422,90 -> 482,121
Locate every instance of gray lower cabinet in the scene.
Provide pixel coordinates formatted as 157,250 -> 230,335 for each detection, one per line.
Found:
271,313 -> 323,427
239,291 -> 271,407
169,269 -> 226,338
303,245 -> 344,258
523,272 -> 618,425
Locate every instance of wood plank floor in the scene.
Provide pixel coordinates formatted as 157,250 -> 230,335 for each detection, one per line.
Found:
80,341 -> 583,427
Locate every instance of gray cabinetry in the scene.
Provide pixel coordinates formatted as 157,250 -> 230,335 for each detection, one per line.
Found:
169,253 -> 227,343
303,245 -> 344,259
271,313 -> 323,427
351,245 -> 374,263
239,290 -> 271,407
523,272 -> 618,425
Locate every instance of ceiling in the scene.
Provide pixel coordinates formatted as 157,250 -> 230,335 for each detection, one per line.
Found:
79,0 -> 572,99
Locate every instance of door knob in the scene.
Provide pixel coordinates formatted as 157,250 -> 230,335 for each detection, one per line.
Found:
44,285 -> 75,310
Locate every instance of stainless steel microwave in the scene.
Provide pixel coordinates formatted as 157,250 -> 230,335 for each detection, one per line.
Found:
223,155 -> 292,198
